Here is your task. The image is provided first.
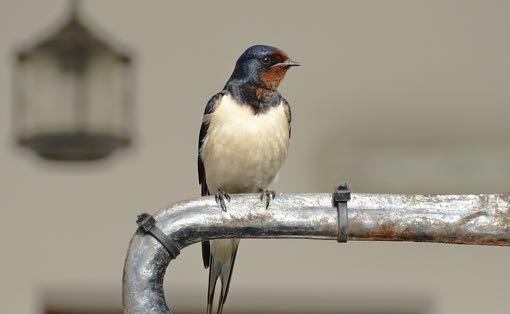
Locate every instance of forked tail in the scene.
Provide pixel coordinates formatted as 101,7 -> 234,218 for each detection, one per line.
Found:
207,239 -> 239,314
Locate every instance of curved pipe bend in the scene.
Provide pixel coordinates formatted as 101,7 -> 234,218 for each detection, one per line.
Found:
123,192 -> 510,313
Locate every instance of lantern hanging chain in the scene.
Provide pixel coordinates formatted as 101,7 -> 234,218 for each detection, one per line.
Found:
70,0 -> 81,17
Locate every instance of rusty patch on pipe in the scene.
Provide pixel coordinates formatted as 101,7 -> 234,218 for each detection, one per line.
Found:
360,223 -> 434,242
446,235 -> 509,246
321,225 -> 337,235
351,222 -> 510,246
228,211 -> 270,225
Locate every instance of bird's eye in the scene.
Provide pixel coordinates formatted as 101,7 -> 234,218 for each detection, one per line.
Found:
260,56 -> 271,65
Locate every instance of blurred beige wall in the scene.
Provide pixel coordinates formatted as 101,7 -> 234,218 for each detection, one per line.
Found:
1,0 -> 509,313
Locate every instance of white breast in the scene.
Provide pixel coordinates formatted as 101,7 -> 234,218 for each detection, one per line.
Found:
200,94 -> 290,193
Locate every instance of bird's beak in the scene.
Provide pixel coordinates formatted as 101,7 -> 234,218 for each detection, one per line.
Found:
271,59 -> 300,68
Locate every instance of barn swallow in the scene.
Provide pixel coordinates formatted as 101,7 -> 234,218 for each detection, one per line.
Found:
198,45 -> 299,314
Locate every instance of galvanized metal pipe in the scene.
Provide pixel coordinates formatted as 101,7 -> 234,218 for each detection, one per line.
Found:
122,193 -> 510,313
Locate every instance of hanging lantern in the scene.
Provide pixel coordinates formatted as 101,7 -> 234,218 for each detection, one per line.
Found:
14,1 -> 133,161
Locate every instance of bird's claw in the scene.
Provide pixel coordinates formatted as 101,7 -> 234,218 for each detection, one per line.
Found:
215,189 -> 231,211
259,189 -> 276,209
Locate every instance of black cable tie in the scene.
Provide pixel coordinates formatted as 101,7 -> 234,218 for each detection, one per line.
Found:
333,184 -> 350,242
136,213 -> 180,259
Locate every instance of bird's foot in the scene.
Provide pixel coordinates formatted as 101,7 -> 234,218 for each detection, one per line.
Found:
259,189 -> 276,209
215,189 -> 231,211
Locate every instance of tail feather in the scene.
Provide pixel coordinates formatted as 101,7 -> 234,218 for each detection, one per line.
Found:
207,239 -> 239,314
207,258 -> 221,314
202,241 -> 211,268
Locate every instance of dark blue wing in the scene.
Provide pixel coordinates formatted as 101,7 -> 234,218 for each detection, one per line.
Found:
198,91 -> 225,196
198,91 -> 225,268
282,97 -> 292,138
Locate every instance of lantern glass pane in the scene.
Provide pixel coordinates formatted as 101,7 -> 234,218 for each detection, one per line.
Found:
17,53 -> 83,138
17,52 -> 131,138
85,53 -> 131,138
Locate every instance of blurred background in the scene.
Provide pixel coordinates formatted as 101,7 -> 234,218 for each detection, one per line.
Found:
1,0 -> 509,313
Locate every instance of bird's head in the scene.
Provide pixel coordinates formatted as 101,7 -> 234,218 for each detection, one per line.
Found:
227,45 -> 299,94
